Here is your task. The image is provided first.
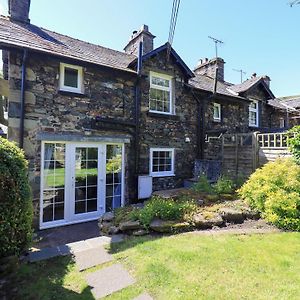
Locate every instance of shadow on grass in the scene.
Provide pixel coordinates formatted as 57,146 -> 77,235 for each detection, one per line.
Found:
108,233 -> 171,255
5,255 -> 94,300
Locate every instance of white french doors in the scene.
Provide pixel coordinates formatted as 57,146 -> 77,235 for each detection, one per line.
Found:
40,142 -> 124,229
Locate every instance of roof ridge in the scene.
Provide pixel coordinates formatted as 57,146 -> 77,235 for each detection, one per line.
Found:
0,16 -> 136,60
38,25 -> 137,59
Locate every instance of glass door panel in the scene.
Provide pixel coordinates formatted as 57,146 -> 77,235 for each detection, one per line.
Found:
106,145 -> 122,211
42,143 -> 66,223
74,147 -> 98,214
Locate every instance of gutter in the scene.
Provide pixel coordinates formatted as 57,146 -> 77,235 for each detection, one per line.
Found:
19,49 -> 28,148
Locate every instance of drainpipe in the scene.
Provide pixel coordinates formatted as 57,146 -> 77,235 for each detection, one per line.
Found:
19,49 -> 28,148
188,67 -> 219,159
135,41 -> 143,199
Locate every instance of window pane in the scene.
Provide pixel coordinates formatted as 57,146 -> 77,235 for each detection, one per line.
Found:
249,111 -> 257,125
149,88 -> 170,113
64,67 -> 78,88
214,105 -> 220,119
250,102 -> 257,109
152,150 -> 173,174
152,76 -> 170,87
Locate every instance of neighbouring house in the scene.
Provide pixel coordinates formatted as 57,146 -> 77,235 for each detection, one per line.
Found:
268,95 -> 300,128
0,0 -> 288,229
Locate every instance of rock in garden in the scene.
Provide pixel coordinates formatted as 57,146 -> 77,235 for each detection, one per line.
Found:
108,226 -> 119,235
132,229 -> 148,236
102,212 -> 115,222
99,222 -> 112,234
219,208 -> 245,223
119,220 -> 141,232
150,219 -> 176,233
172,222 -> 191,232
242,209 -> 260,220
193,213 -> 223,229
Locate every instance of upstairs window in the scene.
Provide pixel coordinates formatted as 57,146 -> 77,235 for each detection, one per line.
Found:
150,148 -> 175,177
213,103 -> 221,122
149,72 -> 173,114
60,63 -> 83,93
249,100 -> 259,127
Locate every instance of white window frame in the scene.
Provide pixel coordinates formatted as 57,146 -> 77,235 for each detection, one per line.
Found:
213,102 -> 221,122
149,148 -> 175,177
59,63 -> 84,93
149,71 -> 174,115
249,99 -> 259,127
279,118 -> 285,128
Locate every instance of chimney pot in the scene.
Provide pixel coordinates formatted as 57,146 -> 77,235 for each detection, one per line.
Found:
194,56 -> 225,81
124,24 -> 155,56
252,72 -> 257,78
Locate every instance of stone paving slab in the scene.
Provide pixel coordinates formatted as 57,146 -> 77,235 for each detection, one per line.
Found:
134,292 -> 153,300
74,246 -> 113,271
29,245 -> 72,262
85,263 -> 136,299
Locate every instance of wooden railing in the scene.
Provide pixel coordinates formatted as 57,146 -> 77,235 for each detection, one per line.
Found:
257,132 -> 289,149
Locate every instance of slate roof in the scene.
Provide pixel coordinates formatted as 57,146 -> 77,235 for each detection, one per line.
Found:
0,16 -> 137,73
228,76 -> 262,93
278,95 -> 300,109
267,99 -> 288,110
189,75 -> 247,100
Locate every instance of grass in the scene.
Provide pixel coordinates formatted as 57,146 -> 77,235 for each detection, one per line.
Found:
7,233 -> 300,299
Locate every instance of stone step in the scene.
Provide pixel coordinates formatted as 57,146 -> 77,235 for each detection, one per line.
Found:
74,246 -> 113,271
85,263 -> 136,299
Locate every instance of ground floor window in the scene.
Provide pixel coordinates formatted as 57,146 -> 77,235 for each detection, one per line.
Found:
150,148 -> 175,177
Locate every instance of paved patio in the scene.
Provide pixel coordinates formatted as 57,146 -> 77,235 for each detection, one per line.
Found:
34,221 -> 100,249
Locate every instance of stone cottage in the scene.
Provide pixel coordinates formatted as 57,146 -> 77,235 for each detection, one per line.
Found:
0,0 -> 286,229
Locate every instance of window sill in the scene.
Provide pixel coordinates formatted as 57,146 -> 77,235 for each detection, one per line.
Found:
58,90 -> 86,98
249,124 -> 259,128
147,111 -> 179,121
150,173 -> 175,178
213,119 -> 221,123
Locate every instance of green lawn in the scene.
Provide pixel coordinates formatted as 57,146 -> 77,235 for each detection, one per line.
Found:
9,233 -> 300,299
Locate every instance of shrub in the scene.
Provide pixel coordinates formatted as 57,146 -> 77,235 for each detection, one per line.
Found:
213,176 -> 235,195
0,138 -> 33,258
287,126 -> 300,163
192,175 -> 214,194
238,158 -> 300,231
133,196 -> 197,228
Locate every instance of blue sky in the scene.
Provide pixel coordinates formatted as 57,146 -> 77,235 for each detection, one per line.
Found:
1,0 -> 299,97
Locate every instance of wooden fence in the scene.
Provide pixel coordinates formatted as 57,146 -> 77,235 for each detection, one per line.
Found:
256,132 -> 292,166
206,132 -> 292,180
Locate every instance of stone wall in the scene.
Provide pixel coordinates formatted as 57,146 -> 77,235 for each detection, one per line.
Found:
7,50 -> 137,223
138,51 -> 198,191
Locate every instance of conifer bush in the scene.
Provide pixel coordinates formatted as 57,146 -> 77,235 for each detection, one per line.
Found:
0,138 -> 33,258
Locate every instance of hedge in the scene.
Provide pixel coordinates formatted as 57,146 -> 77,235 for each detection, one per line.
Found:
0,138 -> 33,258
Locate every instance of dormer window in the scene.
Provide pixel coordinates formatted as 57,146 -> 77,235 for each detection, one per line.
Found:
249,100 -> 259,127
213,103 -> 221,122
60,63 -> 83,93
149,71 -> 173,114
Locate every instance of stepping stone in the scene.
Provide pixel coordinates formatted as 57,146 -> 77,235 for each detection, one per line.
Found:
29,246 -> 60,262
85,236 -> 111,248
134,292 -> 153,300
85,263 -> 135,299
74,246 -> 112,271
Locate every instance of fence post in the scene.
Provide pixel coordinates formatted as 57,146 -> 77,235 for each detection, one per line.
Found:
253,132 -> 259,170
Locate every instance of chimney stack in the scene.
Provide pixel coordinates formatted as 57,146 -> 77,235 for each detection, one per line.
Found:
9,0 -> 31,23
262,75 -> 271,87
124,24 -> 155,56
194,57 -> 225,81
